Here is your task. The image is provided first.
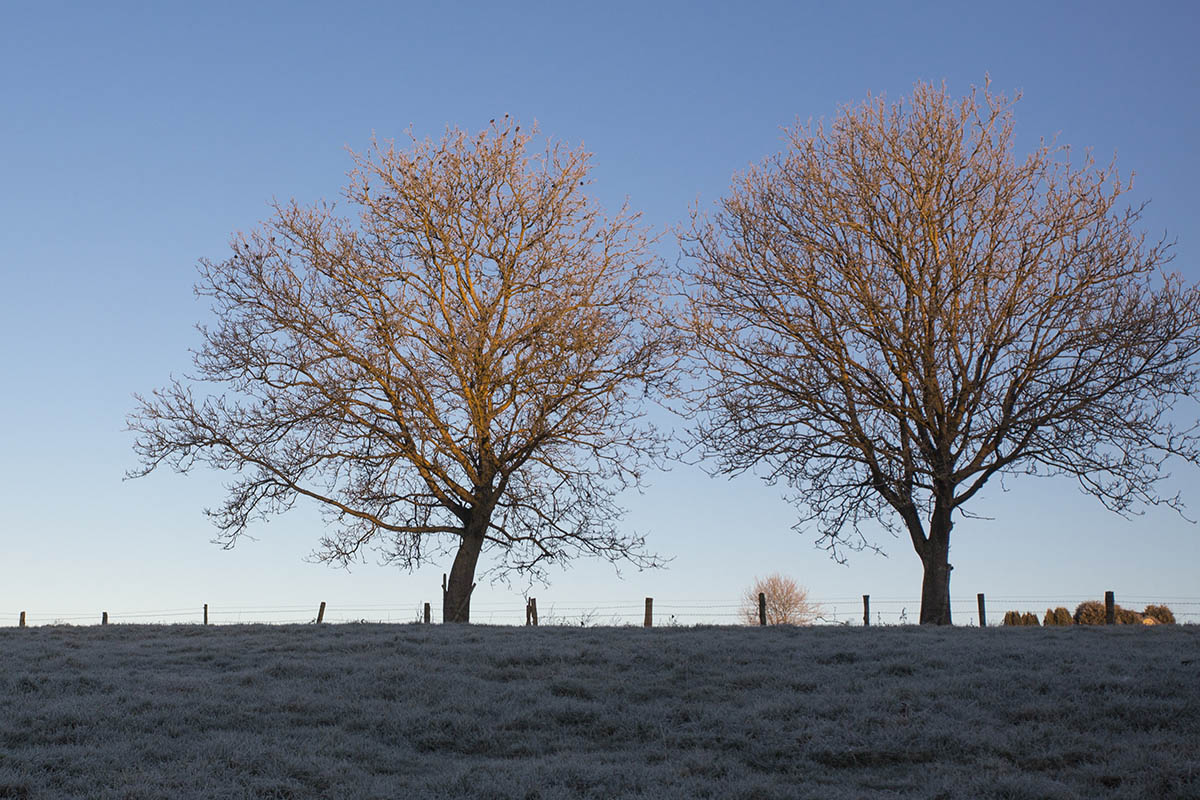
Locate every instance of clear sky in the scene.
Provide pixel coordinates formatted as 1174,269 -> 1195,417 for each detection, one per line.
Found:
3,1 -> 1199,626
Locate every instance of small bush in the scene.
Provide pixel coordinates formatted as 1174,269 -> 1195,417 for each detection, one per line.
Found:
1074,600 -> 1108,625
1143,604 -> 1176,625
1043,607 -> 1074,626
1003,611 -> 1039,626
1021,612 -> 1040,626
1115,607 -> 1144,625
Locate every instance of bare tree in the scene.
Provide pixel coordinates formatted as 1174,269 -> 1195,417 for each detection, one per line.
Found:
130,119 -> 671,622
682,81 -> 1200,624
740,573 -> 822,625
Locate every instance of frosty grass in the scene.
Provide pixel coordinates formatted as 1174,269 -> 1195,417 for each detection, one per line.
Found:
1,623 -> 1196,799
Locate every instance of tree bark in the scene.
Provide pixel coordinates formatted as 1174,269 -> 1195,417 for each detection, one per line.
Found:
443,516 -> 486,623
918,506 -> 953,625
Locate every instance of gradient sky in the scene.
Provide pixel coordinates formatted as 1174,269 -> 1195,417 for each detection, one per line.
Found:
3,1 -> 1199,626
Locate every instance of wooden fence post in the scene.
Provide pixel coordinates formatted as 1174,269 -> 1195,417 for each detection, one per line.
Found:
19,611 -> 26,628
758,592 -> 767,626
977,593 -> 986,627
203,604 -> 208,626
530,598 -> 538,626
441,573 -> 447,623
423,602 -> 431,624
1105,591 -> 1115,625
644,597 -> 653,628
862,595 -> 870,627
317,601 -> 326,624
102,612 -> 108,626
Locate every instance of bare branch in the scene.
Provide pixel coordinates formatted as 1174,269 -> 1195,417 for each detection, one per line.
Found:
680,80 -> 1200,624
129,119 -> 673,620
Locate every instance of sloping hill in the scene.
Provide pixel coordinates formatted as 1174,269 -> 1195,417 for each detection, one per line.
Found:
1,623 -> 1196,798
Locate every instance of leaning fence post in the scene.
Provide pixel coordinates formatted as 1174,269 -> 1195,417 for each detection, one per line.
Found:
101,612 -> 108,626
317,601 -> 326,624
862,595 -> 870,627
530,598 -> 538,626
644,597 -> 653,628
1105,591 -> 1115,625
19,611 -> 26,628
423,603 -> 431,624
977,593 -> 986,627
758,592 -> 767,626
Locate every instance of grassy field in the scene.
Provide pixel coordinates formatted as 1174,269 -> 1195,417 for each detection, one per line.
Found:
0,623 -> 1196,799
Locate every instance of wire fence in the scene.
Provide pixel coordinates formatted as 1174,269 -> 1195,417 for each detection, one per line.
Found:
6,594 -> 1199,627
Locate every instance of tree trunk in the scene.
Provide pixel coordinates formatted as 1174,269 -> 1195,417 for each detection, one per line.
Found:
918,507 -> 953,625
443,516 -> 486,623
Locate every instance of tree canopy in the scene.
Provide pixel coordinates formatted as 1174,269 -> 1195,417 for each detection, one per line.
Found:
682,81 -> 1200,623
130,120 -> 672,621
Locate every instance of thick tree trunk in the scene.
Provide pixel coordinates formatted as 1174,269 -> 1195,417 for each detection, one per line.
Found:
442,517 -> 486,623
918,506 -> 953,625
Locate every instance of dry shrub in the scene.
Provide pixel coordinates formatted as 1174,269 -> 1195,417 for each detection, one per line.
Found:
1043,607 -> 1074,626
1116,607 -> 1145,625
1073,600 -> 1164,625
1143,605 -> 1176,624
1074,601 -> 1108,625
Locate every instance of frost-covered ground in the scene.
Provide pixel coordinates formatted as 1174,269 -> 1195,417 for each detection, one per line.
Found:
0,624 -> 1196,799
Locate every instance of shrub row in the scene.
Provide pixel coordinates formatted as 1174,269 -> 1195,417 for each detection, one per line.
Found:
1001,603 -> 1176,626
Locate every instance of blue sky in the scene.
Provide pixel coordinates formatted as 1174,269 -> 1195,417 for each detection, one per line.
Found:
2,1 -> 1199,625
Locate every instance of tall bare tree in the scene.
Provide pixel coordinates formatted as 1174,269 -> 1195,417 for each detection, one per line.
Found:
130,120 -> 671,622
682,81 -> 1200,624
740,573 -> 822,625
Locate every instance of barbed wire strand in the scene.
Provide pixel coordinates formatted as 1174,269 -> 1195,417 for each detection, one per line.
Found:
6,595 -> 1198,626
